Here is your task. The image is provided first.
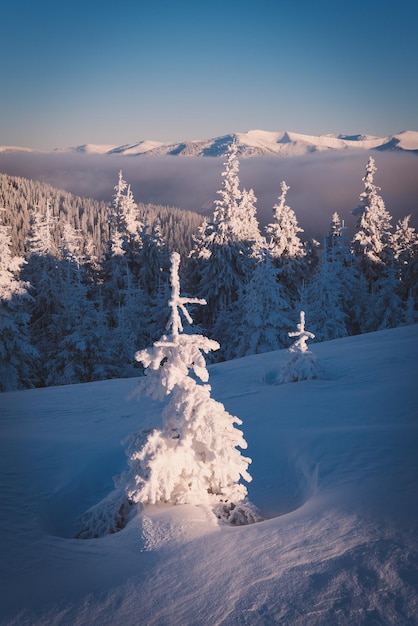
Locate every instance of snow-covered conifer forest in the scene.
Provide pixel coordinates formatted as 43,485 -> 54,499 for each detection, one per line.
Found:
1,149 -> 418,624
1,151 -> 417,391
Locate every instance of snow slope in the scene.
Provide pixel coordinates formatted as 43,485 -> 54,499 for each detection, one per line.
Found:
1,325 -> 418,625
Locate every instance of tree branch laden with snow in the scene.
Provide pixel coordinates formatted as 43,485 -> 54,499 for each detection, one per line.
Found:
118,252 -> 255,523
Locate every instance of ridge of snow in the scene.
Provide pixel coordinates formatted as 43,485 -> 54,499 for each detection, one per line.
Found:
390,130 -> 418,150
107,140 -> 165,155
0,145 -> 42,153
61,129 -> 418,157
1,130 -> 418,157
56,143 -> 120,155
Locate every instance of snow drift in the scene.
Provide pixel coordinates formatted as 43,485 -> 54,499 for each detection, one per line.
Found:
0,325 -> 417,624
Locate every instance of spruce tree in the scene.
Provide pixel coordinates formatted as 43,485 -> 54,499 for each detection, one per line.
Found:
351,157 -> 393,280
101,173 -> 153,373
137,219 -> 171,343
46,223 -> 118,385
326,212 -> 369,336
190,143 -> 255,337
280,311 -> 321,383
232,248 -> 293,358
392,215 -> 418,265
391,215 -> 418,303
119,252 -> 255,522
0,211 -> 37,390
265,181 -> 306,300
303,240 -> 348,342
266,181 -> 305,260
368,262 -> 406,331
22,202 -> 61,385
236,187 -> 263,246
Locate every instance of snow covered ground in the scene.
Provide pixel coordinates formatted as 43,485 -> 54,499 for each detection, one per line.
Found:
1,325 -> 417,625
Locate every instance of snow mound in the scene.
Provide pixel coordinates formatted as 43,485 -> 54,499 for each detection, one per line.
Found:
139,504 -> 219,550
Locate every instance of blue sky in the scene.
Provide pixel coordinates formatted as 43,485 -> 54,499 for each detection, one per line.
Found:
1,0 -> 417,149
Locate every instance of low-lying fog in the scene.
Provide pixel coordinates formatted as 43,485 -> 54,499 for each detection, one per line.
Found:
0,150 -> 416,240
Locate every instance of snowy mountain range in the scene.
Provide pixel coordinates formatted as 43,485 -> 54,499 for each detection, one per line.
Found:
2,129 -> 418,158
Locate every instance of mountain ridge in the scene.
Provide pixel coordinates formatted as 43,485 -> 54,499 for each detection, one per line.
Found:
1,129 -> 418,158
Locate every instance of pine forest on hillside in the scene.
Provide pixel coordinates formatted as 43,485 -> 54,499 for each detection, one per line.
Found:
0,173 -> 202,259
1,148 -> 417,391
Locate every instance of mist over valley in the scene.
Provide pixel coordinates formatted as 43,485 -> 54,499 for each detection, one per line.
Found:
0,149 -> 416,241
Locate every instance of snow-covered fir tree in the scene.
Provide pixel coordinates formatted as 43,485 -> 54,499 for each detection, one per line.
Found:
231,248 -> 293,358
109,279 -> 150,377
328,211 -> 345,244
26,200 -> 58,257
265,181 -> 306,300
211,142 -> 243,242
280,311 -> 321,383
403,254 -> 418,314
122,182 -> 142,241
108,171 -> 135,254
404,290 -> 418,326
266,181 -> 305,259
118,252 -> 256,523
45,222 -> 119,385
137,221 -> 170,306
236,186 -> 263,246
104,170 -> 142,276
190,143 -> 256,339
103,171 -> 144,303
391,214 -> 418,303
326,212 -> 353,267
302,239 -> 348,342
392,215 -> 418,265
21,202 -> 61,385
100,174 -> 164,372
325,212 -> 370,336
0,210 -> 37,390
100,249 -> 132,328
61,222 -> 83,272
137,220 -> 165,286
288,310 -> 314,349
351,157 -> 393,280
368,262 -> 407,332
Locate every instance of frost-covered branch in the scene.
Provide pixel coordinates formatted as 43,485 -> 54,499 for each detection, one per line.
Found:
167,251 -> 206,337
280,311 -> 321,383
288,310 -> 315,353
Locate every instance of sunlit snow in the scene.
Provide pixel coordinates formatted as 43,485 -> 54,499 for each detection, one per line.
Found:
2,129 -> 417,157
0,325 -> 417,624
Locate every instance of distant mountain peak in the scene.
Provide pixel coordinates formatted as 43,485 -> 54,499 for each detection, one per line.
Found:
2,130 -> 417,157
0,145 -> 42,154
65,130 -> 418,158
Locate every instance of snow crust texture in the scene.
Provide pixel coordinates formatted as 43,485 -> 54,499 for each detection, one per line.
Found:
0,325 -> 417,625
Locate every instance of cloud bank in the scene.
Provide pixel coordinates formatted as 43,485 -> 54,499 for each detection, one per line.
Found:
0,151 -> 416,240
